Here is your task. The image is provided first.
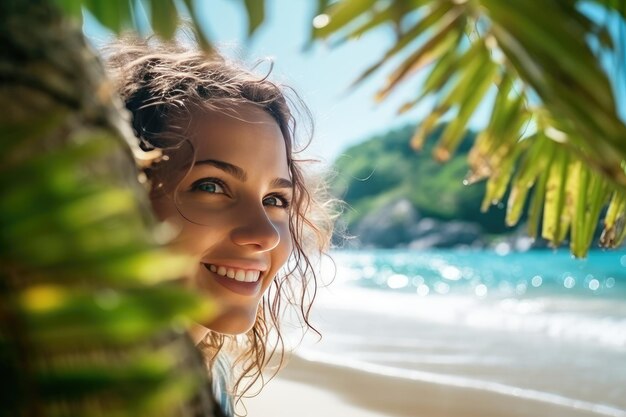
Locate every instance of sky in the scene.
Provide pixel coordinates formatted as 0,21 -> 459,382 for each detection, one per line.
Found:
83,1 -> 626,167
83,0 -> 451,165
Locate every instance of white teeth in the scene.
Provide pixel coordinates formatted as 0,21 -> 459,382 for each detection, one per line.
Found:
245,270 -> 258,282
234,270 -> 246,281
208,264 -> 261,283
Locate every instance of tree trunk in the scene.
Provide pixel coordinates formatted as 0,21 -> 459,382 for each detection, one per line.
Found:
0,1 -> 219,415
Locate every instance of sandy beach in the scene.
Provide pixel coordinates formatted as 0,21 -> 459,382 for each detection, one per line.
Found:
245,250 -> 626,417
246,354 -> 625,417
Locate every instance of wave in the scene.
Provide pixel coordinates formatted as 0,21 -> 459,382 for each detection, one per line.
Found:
315,285 -> 626,349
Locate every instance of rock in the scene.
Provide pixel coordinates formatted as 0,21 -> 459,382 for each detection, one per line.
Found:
410,217 -> 439,237
350,197 -> 485,248
408,220 -> 483,249
353,198 -> 420,247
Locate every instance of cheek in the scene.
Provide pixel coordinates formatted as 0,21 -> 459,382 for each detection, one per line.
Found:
274,221 -> 293,267
152,203 -> 222,257
151,194 -> 236,256
171,223 -> 215,256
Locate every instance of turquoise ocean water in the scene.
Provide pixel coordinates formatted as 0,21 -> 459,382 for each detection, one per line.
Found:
300,249 -> 626,416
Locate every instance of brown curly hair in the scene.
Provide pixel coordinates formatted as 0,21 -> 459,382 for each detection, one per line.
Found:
105,36 -> 336,414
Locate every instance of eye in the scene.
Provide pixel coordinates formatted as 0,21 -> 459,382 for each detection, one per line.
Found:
191,178 -> 227,194
263,194 -> 290,209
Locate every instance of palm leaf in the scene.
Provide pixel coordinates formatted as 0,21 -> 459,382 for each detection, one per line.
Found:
83,0 -> 133,34
312,0 -> 379,39
244,0 -> 265,36
150,0 -> 179,40
505,134 -> 554,226
313,0 -> 626,257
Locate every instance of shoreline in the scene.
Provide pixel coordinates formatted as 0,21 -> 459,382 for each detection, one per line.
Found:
246,354 -> 626,417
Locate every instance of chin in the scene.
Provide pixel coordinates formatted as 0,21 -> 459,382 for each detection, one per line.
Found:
203,305 -> 258,335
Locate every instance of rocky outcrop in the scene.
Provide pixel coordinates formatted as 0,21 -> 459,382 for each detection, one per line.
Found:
408,218 -> 484,249
353,198 -> 419,247
351,198 -> 484,249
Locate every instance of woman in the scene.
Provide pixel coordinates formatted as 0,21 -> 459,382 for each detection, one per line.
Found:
106,38 -> 335,416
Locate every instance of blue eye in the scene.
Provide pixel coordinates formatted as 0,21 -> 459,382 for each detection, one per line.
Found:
264,194 -> 290,209
192,179 -> 226,194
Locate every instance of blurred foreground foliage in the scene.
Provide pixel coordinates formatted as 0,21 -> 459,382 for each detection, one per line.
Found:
1,1 -> 216,415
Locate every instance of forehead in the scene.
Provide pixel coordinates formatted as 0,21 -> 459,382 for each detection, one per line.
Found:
189,104 -> 290,177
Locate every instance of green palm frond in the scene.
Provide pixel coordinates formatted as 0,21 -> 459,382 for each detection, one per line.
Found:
313,0 -> 626,257
53,0 -> 267,48
1,125 -> 216,415
1,1 -> 217,415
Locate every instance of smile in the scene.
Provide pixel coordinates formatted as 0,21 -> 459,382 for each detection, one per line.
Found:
203,263 -> 262,283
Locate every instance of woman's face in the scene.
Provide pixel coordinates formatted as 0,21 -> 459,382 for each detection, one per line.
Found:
151,103 -> 293,335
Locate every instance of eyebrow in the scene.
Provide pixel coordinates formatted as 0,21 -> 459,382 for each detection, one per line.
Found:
194,159 -> 293,189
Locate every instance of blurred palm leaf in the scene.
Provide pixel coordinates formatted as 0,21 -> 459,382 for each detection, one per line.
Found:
53,0 -> 267,48
313,0 -> 626,257
1,1 -> 218,415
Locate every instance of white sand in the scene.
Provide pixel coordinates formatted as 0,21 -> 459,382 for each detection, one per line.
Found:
245,355 -> 625,417
245,377 -> 389,417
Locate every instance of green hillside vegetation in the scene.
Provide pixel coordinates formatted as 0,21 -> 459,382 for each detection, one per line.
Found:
333,124 -> 515,243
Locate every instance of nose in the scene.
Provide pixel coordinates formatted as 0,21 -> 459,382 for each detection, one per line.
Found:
229,204 -> 281,252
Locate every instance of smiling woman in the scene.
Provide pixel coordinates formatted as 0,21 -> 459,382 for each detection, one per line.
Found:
156,104 -> 294,335
105,37 -> 336,416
